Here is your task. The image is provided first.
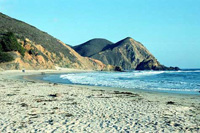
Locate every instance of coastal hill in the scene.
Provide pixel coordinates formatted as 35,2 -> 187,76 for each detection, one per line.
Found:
0,12 -> 113,70
74,37 -> 179,70
73,39 -> 113,57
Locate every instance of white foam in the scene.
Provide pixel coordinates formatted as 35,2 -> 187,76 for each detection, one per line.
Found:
133,71 -> 165,77
59,71 -> 199,94
176,70 -> 200,73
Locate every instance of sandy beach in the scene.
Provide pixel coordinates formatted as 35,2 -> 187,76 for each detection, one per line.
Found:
0,70 -> 199,132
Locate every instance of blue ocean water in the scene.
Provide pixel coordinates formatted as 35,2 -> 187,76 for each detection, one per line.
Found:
41,69 -> 200,95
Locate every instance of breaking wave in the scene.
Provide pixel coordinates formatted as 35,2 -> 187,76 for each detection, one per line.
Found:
42,70 -> 200,95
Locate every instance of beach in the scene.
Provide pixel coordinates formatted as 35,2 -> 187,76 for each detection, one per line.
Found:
0,70 -> 199,132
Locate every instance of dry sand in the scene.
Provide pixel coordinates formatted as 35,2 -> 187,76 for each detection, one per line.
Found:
0,70 -> 199,132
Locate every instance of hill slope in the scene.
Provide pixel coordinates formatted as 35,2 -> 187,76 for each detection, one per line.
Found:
0,12 -> 112,70
74,37 -> 179,70
73,39 -> 113,57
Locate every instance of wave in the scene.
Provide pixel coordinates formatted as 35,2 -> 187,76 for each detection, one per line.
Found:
59,72 -> 200,94
49,70 -> 200,95
132,71 -> 165,77
140,87 -> 200,92
176,70 -> 200,73
131,70 -> 200,78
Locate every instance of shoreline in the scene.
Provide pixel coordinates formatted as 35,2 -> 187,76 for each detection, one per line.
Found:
24,70 -> 200,97
0,70 -> 199,132
24,71 -> 200,108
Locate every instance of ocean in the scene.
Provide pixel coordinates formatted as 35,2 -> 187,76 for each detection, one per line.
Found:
41,69 -> 200,95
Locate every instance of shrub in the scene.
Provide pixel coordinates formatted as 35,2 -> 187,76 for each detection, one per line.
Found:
0,44 -> 2,52
18,46 -> 25,57
0,52 -> 14,63
0,32 -> 25,57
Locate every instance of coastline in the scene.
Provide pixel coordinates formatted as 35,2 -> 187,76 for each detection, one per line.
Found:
25,71 -> 200,96
24,70 -> 200,97
0,70 -> 199,132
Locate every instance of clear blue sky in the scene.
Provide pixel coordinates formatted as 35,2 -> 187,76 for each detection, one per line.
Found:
0,0 -> 200,68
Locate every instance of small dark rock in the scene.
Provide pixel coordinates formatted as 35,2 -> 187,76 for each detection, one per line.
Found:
71,102 -> 78,105
113,91 -> 135,95
114,66 -> 123,72
65,113 -> 73,117
48,119 -> 54,125
20,103 -> 28,107
53,83 -> 58,86
166,101 -> 175,105
174,123 -> 181,127
92,89 -> 105,92
48,93 -> 61,98
7,94 -> 16,96
87,96 -> 92,98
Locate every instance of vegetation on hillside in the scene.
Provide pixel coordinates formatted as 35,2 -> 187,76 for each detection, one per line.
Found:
0,52 -> 14,63
0,32 -> 25,63
0,13 -> 75,61
0,32 -> 25,56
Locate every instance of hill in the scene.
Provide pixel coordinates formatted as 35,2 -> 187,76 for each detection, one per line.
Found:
74,37 -> 179,70
0,12 -> 113,70
73,39 -> 113,57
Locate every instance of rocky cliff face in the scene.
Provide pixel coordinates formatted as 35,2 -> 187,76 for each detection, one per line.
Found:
0,12 -> 113,70
74,37 -> 179,70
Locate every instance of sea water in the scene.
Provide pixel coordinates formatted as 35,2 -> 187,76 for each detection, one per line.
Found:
41,69 -> 200,95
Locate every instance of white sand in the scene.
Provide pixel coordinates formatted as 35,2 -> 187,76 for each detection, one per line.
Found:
0,70 -> 199,132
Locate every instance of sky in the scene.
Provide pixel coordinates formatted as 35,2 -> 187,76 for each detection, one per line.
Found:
0,0 -> 200,68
